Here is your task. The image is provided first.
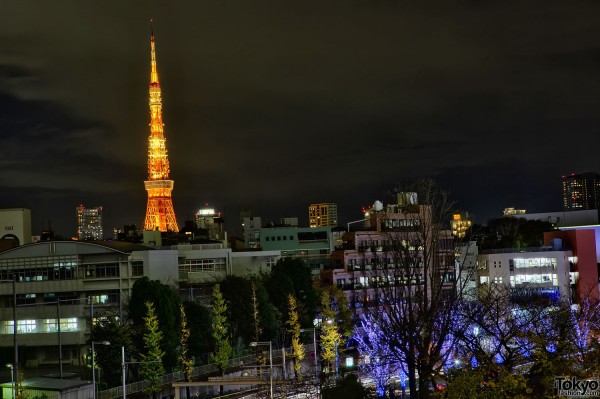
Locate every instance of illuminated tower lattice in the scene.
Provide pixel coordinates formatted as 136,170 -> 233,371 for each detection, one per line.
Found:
143,26 -> 180,232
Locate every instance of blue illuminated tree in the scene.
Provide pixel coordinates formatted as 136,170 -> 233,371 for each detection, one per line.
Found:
356,179 -> 472,399
354,316 -> 398,397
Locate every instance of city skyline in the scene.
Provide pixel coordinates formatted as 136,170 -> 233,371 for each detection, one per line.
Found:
1,1 -> 600,236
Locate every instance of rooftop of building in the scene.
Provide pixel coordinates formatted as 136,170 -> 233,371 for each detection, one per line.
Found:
0,377 -> 91,391
480,246 -> 571,255
0,239 -> 154,257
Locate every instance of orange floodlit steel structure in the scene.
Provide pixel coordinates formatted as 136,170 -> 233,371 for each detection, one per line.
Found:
143,24 -> 179,232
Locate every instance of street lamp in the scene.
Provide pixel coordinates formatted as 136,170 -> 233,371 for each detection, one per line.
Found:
250,341 -> 272,399
91,341 -> 110,399
6,363 -> 14,399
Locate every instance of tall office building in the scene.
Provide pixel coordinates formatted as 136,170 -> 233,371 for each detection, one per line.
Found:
562,172 -> 600,211
309,203 -> 338,227
143,24 -> 180,232
77,205 -> 103,240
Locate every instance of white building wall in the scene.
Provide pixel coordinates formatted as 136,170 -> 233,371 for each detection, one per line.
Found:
477,250 -> 572,300
176,247 -> 232,283
132,249 -> 179,282
0,208 -> 32,245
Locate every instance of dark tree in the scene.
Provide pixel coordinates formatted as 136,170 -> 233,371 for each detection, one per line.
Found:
478,218 -> 554,250
220,275 -> 280,344
220,275 -> 255,343
265,258 -> 318,327
91,316 -> 134,388
128,277 -> 182,371
183,301 -> 213,364
322,374 -> 369,399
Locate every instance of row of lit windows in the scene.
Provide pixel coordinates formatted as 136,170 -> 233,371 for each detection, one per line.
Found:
179,258 -> 226,272
510,273 -> 558,286
512,258 -> 557,269
83,263 -> 120,278
336,273 -> 430,288
1,318 -> 78,334
381,218 -> 421,230
0,261 -> 131,281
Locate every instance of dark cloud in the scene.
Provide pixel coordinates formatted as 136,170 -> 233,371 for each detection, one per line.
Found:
1,0 -> 600,236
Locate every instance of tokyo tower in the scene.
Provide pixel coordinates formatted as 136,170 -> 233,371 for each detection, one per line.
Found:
143,24 -> 180,232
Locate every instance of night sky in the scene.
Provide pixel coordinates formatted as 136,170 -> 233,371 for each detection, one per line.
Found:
1,1 -> 600,237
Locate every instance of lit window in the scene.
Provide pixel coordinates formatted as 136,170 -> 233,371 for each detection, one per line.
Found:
17,320 -> 36,334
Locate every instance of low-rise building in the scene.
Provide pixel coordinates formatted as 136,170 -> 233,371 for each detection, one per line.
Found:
259,226 -> 333,273
0,240 -> 280,371
477,247 -> 572,301
476,228 -> 600,303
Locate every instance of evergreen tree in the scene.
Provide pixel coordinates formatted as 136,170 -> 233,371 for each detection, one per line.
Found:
179,304 -> 194,381
287,294 -> 305,379
265,258 -> 318,327
92,315 -> 134,388
210,284 -> 232,376
183,301 -> 212,363
220,276 -> 280,344
140,301 -> 166,399
179,304 -> 194,399
129,277 -> 181,371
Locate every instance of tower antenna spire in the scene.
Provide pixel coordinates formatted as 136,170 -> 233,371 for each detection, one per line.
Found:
149,19 -> 159,84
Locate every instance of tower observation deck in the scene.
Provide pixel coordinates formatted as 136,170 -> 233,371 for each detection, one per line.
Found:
143,24 -> 179,232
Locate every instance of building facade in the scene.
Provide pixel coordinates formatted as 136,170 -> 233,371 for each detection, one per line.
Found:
242,216 -> 262,249
0,240 -> 280,370
194,207 -> 225,241
309,203 -> 338,228
544,228 -> 600,301
259,226 -> 334,272
562,172 -> 600,211
76,205 -> 103,241
0,208 -> 32,246
477,247 -> 572,302
327,197 -> 455,312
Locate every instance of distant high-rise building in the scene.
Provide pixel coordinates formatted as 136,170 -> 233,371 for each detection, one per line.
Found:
562,172 -> 600,211
309,203 -> 338,228
77,205 -> 103,240
451,212 -> 472,239
143,24 -> 179,232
